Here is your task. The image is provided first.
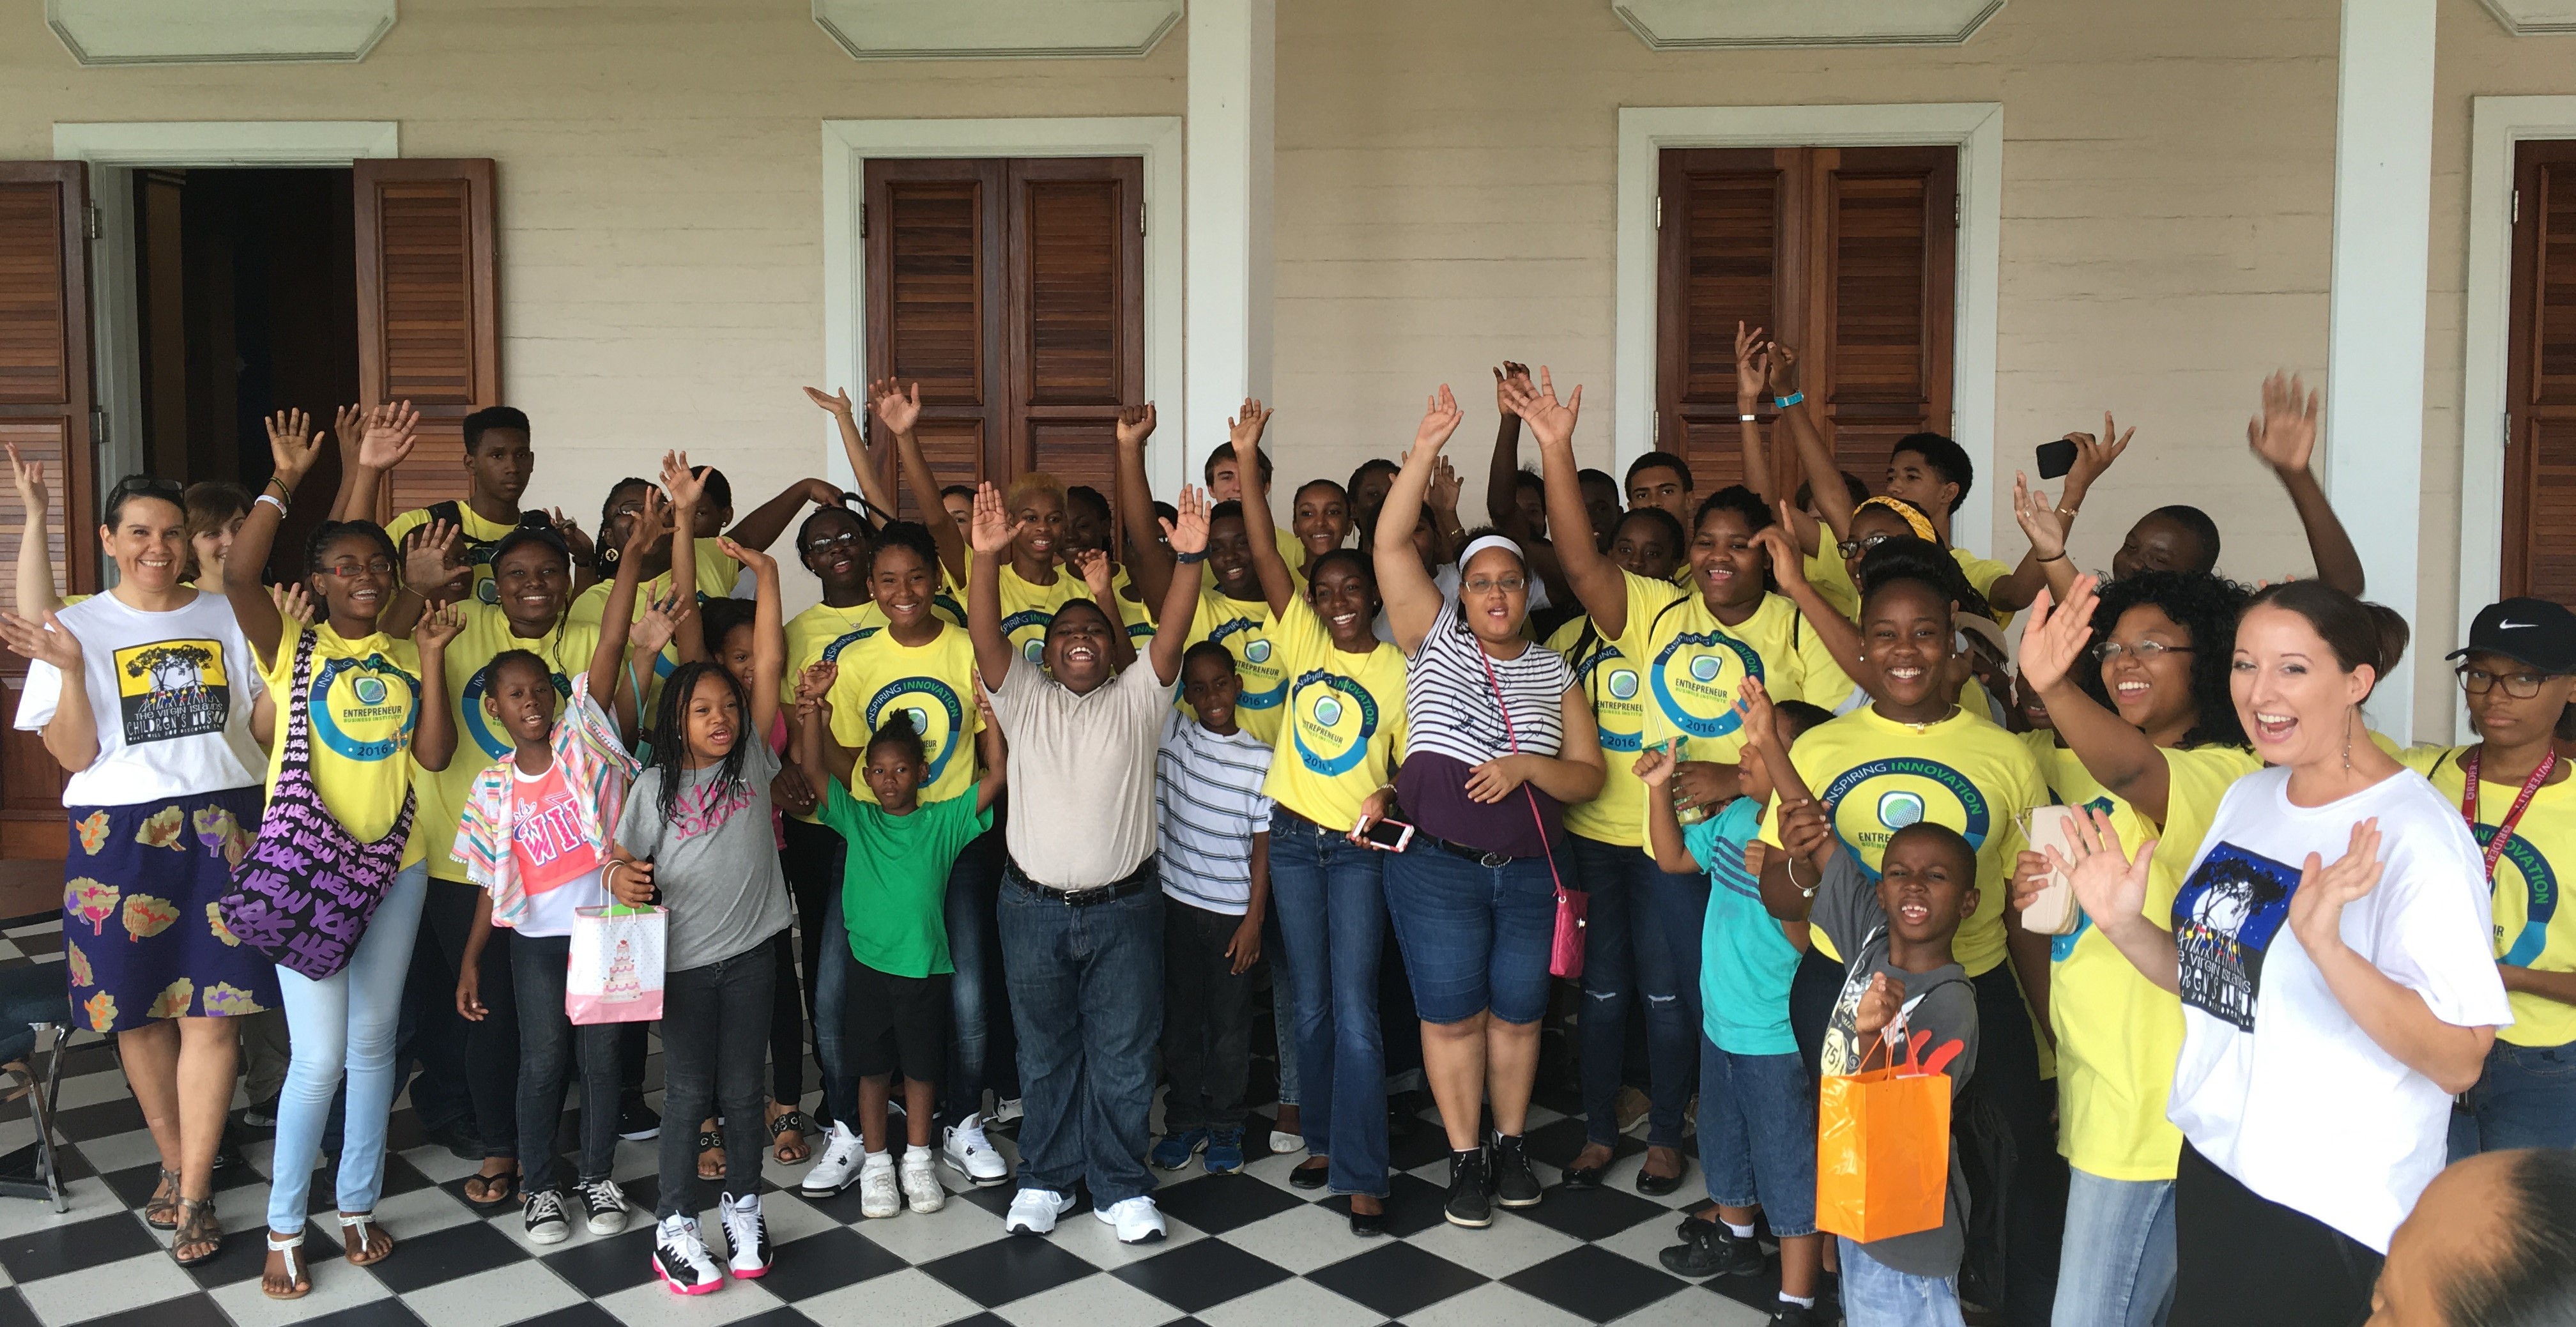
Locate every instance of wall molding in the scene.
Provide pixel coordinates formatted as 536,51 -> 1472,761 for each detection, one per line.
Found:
1613,0 -> 2005,49
2475,0 -> 2576,35
47,0 -> 395,66
811,1 -> 1180,61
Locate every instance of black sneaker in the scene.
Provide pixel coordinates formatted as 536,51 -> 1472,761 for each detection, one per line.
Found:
617,1099 -> 661,1142
1489,1133 -> 1541,1209
1658,1222 -> 1767,1278
523,1188 -> 571,1246
1444,1149 -> 1494,1229
1764,1305 -> 1826,1327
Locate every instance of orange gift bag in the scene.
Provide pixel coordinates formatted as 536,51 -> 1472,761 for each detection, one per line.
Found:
1814,1027 -> 1954,1243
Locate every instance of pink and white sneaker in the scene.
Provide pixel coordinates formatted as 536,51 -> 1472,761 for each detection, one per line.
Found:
652,1215 -> 723,1294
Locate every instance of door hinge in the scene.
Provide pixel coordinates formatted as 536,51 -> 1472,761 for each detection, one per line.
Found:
1652,411 -> 1660,444
1139,202 -> 1147,236
1653,195 -> 1662,230
1954,195 -> 1962,225
2513,188 -> 2520,225
84,205 -> 100,241
859,202 -> 868,240
89,407 -> 105,445
2504,411 -> 2513,447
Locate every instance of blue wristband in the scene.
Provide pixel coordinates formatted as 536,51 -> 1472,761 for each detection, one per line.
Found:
1774,391 -> 1804,409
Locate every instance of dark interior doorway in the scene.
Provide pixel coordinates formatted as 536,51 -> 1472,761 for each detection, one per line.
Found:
132,167 -> 359,581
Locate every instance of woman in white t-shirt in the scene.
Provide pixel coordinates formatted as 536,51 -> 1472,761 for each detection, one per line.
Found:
2052,581 -> 2510,1327
1,475 -> 276,1268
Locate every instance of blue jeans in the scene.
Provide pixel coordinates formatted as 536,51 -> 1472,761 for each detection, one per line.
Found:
1840,1236 -> 1967,1327
2053,1169 -> 2177,1327
1567,834 -> 1695,1148
510,934 -> 622,1192
1268,809 -> 1389,1197
1381,841 -> 1556,1025
1643,864 -> 1709,1046
813,882 -> 857,1123
1699,1036 -> 1816,1236
267,862 -> 428,1234
2449,1038 -> 2576,1157
944,826 -> 1011,1121
998,860 -> 1163,1208
1263,903 -> 1298,1108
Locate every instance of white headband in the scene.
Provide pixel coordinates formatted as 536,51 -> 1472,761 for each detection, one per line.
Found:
1456,533 -> 1525,571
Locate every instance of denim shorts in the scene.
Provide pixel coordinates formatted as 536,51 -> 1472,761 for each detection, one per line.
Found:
1699,1036 -> 1817,1236
1381,840 -> 1558,1025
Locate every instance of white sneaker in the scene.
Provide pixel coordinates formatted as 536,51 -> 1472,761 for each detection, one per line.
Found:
1094,1195 -> 1167,1245
1269,1130 -> 1307,1154
1004,1186 -> 1076,1236
944,1114 -> 1010,1186
652,1215 -> 723,1295
900,1149 -> 946,1214
802,1123 -> 865,1197
719,1191 -> 771,1279
858,1153 -> 900,1219
988,1096 -> 1024,1125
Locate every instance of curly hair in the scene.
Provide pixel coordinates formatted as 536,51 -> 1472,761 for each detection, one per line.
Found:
646,661 -> 753,829
2073,570 -> 2251,749
866,709 -> 928,767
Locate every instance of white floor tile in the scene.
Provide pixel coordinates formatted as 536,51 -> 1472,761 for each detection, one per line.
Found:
839,1193 -> 1013,1266
399,1261 -> 585,1327
1216,1200 -> 1374,1276
1404,1212 -> 1584,1280
66,1128 -> 159,1176
15,1250 -> 198,1325
208,1254 -> 396,1327
1195,1275 -> 1390,1327
1050,1207 -> 1204,1269
1606,1284 -> 1770,1327
1404,1281 -> 1592,1327
788,1266 -> 983,1327
592,1274 -> 783,1327
0,1177 -> 131,1239
993,1268 -> 1171,1327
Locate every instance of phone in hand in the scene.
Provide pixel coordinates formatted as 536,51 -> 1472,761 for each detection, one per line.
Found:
2035,438 -> 2078,481
2019,806 -> 2084,935
1356,817 -> 1416,852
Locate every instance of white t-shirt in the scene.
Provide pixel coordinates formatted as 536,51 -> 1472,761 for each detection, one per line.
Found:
13,591 -> 266,806
2165,765 -> 2513,1252
986,652 -> 1174,889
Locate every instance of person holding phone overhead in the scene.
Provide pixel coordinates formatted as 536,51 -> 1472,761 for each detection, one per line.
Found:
1223,401 -> 1411,1235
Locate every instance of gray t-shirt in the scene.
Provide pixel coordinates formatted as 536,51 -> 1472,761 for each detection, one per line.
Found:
986,652 -> 1175,889
1810,850 -> 1979,1278
615,739 -> 792,972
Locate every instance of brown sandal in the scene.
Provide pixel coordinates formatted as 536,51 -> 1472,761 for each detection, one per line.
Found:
142,1167 -> 181,1230
172,1196 -> 222,1268
261,1230 -> 310,1300
339,1211 -> 394,1266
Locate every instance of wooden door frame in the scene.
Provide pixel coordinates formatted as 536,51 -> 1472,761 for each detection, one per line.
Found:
823,118 -> 1184,500
1614,104 -> 2002,555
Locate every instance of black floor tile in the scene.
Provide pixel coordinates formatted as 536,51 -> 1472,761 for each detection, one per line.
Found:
1322,1171 -> 1446,1239
1304,1241 -> 1489,1319
539,1225 -> 659,1299
723,1310 -> 824,1327
916,1233 -> 1101,1307
363,1218 -> 533,1294
750,1225 -> 907,1299
1503,1243 -> 1687,1323
1148,1172 -> 1305,1236
50,1096 -> 146,1143
512,1305 -> 625,1327
1520,1114 -> 1642,1171
1110,1236 -> 1289,1312
303,1151 -> 437,1214
1383,1118 -> 1454,1172
941,1315 -> 1013,1327
297,1301 -> 431,1327
1512,1182 -> 1671,1243
0,1209 -> 158,1281
0,1287 -> 36,1327
78,1292 -> 231,1327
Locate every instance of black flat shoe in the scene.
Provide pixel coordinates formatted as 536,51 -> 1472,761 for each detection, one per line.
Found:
1636,1165 -> 1686,1197
1560,1162 -> 1608,1190
1289,1160 -> 1330,1190
1349,1204 -> 1388,1237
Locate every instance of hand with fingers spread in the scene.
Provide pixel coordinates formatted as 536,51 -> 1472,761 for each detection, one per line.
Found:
796,662 -> 839,709
1427,456 -> 1462,520
2043,806 -> 2157,946
0,610 -> 78,671
623,489 -> 671,562
1736,674 -> 1779,740
1117,402 -> 1158,450
1492,360 -> 1533,418
404,521 -> 462,594
1069,548 -> 1116,599
1411,385 -> 1464,461
864,379 -> 919,436
2013,473 -> 2069,564
414,601 -> 466,652
969,483 -> 1023,557
332,404 -> 368,462
356,401 -> 420,472
268,583 -> 316,626
1497,366 -> 1582,450
659,450 -> 707,511
2287,818 -> 2386,958
719,535 -> 774,579
6,444 -> 45,516
804,384 -> 856,420
2248,371 -> 2321,475
264,409 -> 328,489
1163,485 -> 1211,558
632,589 -> 688,659
1227,398 -> 1271,476
1733,322 -> 1770,406
2061,412 -> 2133,500
2015,578 -> 2101,697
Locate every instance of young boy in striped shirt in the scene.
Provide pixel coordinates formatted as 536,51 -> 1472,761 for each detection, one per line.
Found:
1149,642 -> 1276,1176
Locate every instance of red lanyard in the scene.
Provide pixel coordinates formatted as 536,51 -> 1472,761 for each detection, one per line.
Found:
2462,746 -> 2557,883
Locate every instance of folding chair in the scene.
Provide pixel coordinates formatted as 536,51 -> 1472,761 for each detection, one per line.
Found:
0,997 -> 81,1212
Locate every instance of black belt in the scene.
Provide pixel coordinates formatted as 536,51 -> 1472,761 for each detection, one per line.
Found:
1004,855 -> 1155,907
1422,834 -> 1528,870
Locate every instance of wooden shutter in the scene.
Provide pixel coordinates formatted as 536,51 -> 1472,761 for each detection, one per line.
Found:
1655,146 -> 1955,500
353,158 -> 498,519
866,157 -> 1143,521
0,162 -> 95,857
2504,139 -> 2576,603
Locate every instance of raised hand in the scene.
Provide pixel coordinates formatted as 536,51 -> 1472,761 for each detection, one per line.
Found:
1410,385 -> 1464,460
1633,744 -> 1675,787
2045,806 -> 2156,945
268,583 -> 316,626
6,444 -> 45,514
1736,675 -> 1778,742
2062,412 -> 2133,497
2287,818 -> 2386,958
865,379 -> 919,436
1766,342 -> 1802,397
1751,522 -> 1806,588
415,601 -> 466,652
719,535 -> 775,578
0,610 -> 77,670
332,404 -> 367,460
404,521 -> 461,592
632,588 -> 687,659
356,401 -> 420,471
1777,797 -> 1834,863
2016,576 -> 2100,695
1497,366 -> 1582,450
804,384 -> 856,419
796,662 -> 839,707
1427,457 -> 1462,517
2012,472 -> 2068,563
2248,371 -> 2320,475
1069,547 -> 1116,599
624,489 -> 670,560
659,450 -> 707,511
1163,484 -> 1211,558
549,508 -> 595,564
264,409 -> 327,487
969,482 -> 1022,556
1733,323 -> 1770,404
1228,398 -> 1271,466
1492,361 -> 1533,418
1117,402 -> 1158,450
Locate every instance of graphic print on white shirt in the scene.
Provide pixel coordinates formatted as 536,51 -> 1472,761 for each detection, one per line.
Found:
110,638 -> 231,744
2173,842 -> 2300,1033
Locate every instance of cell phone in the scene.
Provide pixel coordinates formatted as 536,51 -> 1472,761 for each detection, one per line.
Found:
2018,806 -> 2083,936
2035,438 -> 2078,480
1356,817 -> 1416,852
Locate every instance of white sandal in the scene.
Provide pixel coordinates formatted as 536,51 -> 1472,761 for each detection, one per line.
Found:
263,1229 -> 310,1301
339,1210 -> 393,1266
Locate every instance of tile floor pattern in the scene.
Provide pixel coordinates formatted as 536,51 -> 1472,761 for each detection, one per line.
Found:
0,912 -> 1793,1327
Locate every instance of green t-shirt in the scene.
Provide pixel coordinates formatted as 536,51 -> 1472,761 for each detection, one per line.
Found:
818,781 -> 992,978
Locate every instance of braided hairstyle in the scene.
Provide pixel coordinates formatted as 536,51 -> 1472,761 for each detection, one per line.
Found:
646,660 -> 755,828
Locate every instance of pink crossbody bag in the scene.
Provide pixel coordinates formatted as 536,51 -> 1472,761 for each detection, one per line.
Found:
1472,644 -> 1585,979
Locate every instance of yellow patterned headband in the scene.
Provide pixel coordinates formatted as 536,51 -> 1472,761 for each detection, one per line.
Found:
1854,495 -> 1938,545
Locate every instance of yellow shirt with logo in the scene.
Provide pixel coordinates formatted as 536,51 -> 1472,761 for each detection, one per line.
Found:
262,620 -> 429,868
964,551 -> 1101,665
1758,704 -> 2048,977
2408,746 -> 2576,1048
1804,542 -> 2013,626
387,504 -> 519,608
1261,595 -> 1407,834
1551,615 -> 1648,848
419,604 -> 602,881
823,620 -> 985,808
567,537 -> 744,717
1622,572 -> 1859,769
1186,591 -> 1287,746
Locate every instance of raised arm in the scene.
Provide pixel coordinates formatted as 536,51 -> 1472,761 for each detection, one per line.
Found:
1753,521 -> 1870,687
871,380 -> 969,584
1227,402 -> 1296,615
2012,473 -> 2079,606
2020,577 -> 2178,821
1147,487 -> 1211,686
1984,415 -> 2129,613
585,488 -> 666,705
326,404 -> 369,523
1373,387 -> 1465,654
230,410 -> 333,669
807,385 -> 899,525
10,447 -> 56,616
0,610 -> 96,771
965,482 -> 1022,686
660,451 -> 707,663
2052,808 -> 2179,993
411,603 -> 462,772
973,685 -> 1006,814
2250,372 -> 2364,595
1770,347 -> 1854,546
334,401 -> 421,529
723,535 -> 785,739
1484,363 -> 1570,611
1503,365 -> 1627,636
792,663 -> 836,802
1730,325 -> 1808,543
1071,549 -> 1136,671
1111,402 -> 1175,607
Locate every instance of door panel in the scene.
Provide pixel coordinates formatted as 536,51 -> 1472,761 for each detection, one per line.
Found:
868,161 -> 1006,518
2505,141 -> 2576,604
353,158 -> 498,520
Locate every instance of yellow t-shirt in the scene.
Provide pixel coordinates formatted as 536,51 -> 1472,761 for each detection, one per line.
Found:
1953,548 -> 2014,625
965,551 -> 1100,664
1623,572 -> 1858,767
1203,527 -> 1308,593
1759,703 -> 2048,977
567,537 -> 744,716
386,504 -> 520,608
2038,740 -> 2262,1181
823,620 -> 984,808
419,604 -> 602,880
1111,567 -> 1158,647
1551,615 -> 1648,848
2409,746 -> 2576,1048
1261,595 -> 1407,834
261,620 -> 429,868
1187,591 -> 1286,746
1805,542 -> 2012,626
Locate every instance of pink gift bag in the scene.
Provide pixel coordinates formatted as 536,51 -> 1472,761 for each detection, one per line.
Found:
567,903 -> 665,1024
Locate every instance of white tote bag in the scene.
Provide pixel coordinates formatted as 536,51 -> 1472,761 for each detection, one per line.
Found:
567,903 -> 666,1024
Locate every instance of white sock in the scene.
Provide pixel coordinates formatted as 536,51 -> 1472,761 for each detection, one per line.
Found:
862,1149 -> 891,1165
1779,1292 -> 1816,1309
1725,1220 -> 1756,1239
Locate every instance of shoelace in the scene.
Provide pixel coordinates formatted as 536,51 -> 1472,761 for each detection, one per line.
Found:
581,1178 -> 623,1211
527,1190 -> 566,1222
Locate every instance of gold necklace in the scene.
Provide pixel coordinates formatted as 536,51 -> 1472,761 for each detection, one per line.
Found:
1897,705 -> 1959,735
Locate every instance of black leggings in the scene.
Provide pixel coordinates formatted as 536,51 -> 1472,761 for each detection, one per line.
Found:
767,926 -> 803,1108
420,877 -> 519,1160
657,943 -> 776,1216
2172,1140 -> 2380,1326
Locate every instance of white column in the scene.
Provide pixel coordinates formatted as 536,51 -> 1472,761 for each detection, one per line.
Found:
1183,0 -> 1274,493
2322,0 -> 2437,740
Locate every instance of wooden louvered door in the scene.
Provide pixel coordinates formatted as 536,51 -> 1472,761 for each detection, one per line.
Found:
353,158 -> 499,521
1657,146 -> 1955,500
865,157 -> 1143,521
0,162 -> 95,857
2503,139 -> 2576,603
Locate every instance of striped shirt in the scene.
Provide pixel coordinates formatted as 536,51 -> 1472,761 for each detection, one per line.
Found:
1397,597 -> 1576,855
1154,712 -> 1276,914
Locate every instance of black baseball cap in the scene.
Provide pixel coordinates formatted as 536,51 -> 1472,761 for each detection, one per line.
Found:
2447,597 -> 2576,674
491,512 -> 572,569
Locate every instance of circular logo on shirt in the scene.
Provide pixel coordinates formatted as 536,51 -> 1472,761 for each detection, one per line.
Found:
2473,824 -> 2560,966
477,578 -> 501,606
1021,640 -> 1045,663
1648,629 -> 1765,740
1246,640 -> 1272,665
308,656 -> 422,762
461,657 -> 572,759
1209,615 -> 1285,712
1568,639 -> 1640,754
353,677 -> 388,707
1290,671 -> 1381,778
1607,668 -> 1639,702
1690,656 -> 1722,683
1816,756 -> 1990,878
865,677 -> 967,785
1877,790 -> 1926,829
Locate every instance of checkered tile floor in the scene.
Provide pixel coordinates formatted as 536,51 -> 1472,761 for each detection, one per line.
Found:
0,912 -> 1793,1327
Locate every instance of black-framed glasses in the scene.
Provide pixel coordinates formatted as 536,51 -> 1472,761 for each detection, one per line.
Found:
2092,640 -> 2193,663
1836,533 -> 1894,559
2458,665 -> 2556,699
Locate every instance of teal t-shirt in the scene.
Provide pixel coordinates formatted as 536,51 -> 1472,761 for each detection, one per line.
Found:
818,782 -> 992,978
1687,796 -> 1801,1056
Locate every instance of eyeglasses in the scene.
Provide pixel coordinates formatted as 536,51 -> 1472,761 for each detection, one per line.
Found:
801,531 -> 866,556
318,558 -> 395,579
2092,640 -> 2193,663
1836,533 -> 1894,559
1462,576 -> 1527,596
2458,666 -> 2557,699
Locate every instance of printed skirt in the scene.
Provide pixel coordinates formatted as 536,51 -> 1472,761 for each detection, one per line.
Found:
62,786 -> 279,1032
